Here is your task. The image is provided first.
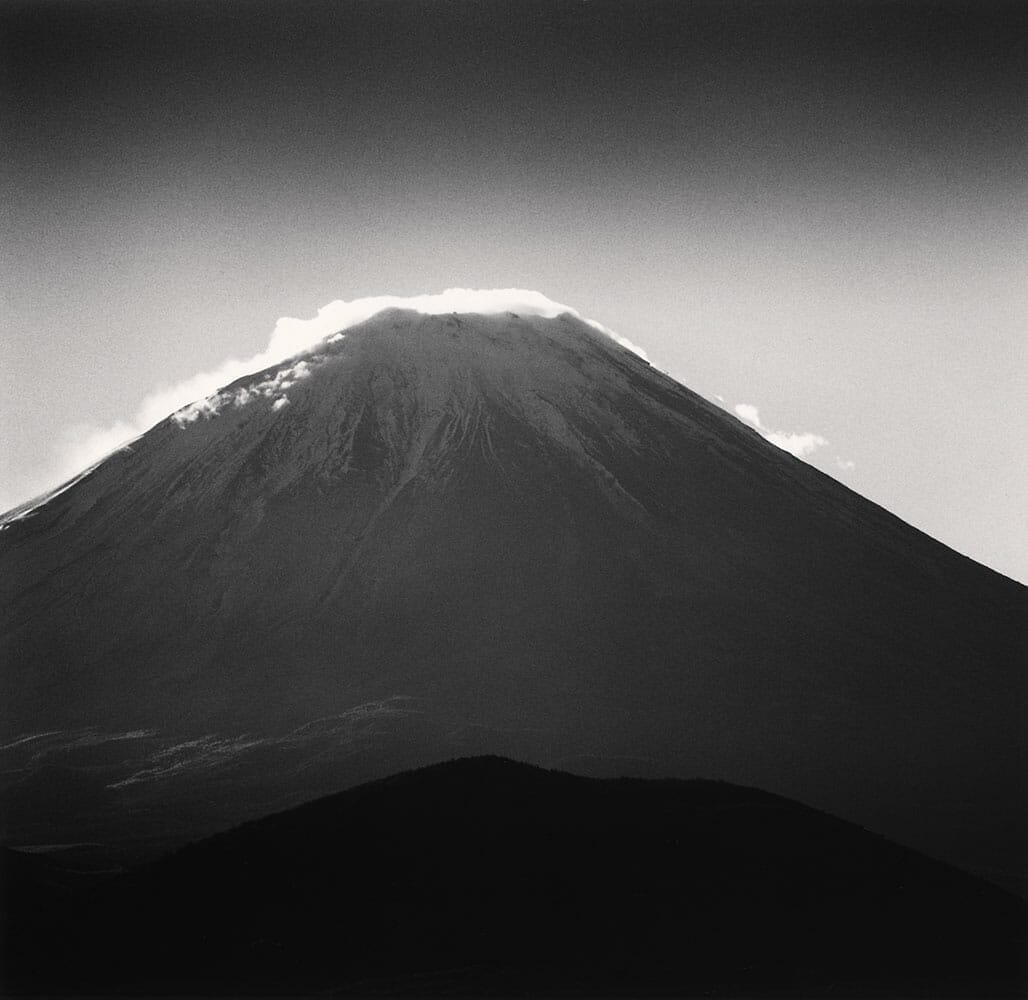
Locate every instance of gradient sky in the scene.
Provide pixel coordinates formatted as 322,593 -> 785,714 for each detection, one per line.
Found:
2,0 -> 1025,581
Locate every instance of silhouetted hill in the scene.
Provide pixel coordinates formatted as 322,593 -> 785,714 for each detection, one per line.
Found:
5,757 -> 1025,997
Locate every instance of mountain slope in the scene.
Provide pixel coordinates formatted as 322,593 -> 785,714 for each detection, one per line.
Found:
1,309 -> 1024,885
4,757 -> 1025,997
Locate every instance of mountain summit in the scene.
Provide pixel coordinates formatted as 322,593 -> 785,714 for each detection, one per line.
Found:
1,307 -> 1024,886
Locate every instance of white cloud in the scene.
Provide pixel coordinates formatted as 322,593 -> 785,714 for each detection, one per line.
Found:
733,403 -> 829,460
57,420 -> 141,484
265,288 -> 648,361
734,403 -> 762,427
4,290 -> 644,516
836,457 -> 856,472
764,430 -> 829,458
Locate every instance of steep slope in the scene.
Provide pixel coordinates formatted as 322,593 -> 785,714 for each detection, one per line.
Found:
1,309 -> 1024,886
4,757 -> 1025,997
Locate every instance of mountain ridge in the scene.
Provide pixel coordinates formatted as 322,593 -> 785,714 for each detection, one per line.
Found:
1,309 -> 1024,890
4,756 -> 1025,997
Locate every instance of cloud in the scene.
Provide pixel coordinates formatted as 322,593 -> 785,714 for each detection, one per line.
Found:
836,457 -> 856,472
57,420 -> 141,484
764,431 -> 830,458
4,290 -> 644,516
265,288 -> 649,361
733,403 -> 829,460
734,403 -> 762,427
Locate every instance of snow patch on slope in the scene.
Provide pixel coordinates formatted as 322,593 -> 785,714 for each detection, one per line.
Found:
172,358 -> 318,425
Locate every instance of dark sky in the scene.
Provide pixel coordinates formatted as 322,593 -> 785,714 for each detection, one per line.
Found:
6,1 -> 1024,203
2,0 -> 1026,579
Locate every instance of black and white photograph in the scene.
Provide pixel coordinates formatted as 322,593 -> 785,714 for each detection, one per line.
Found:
1,1 -> 1025,996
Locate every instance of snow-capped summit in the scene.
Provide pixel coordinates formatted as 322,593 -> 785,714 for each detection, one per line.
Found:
267,287 -> 648,362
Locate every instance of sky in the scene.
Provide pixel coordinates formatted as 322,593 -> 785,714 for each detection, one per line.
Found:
2,0 -> 1025,582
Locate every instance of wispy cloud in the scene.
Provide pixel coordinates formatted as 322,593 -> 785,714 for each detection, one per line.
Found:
835,457 -> 856,472
733,403 -> 829,460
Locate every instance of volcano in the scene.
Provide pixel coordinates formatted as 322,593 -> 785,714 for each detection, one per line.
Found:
1,307 -> 1024,887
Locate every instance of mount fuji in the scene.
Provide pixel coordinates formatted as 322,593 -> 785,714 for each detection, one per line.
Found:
1,300 -> 1023,889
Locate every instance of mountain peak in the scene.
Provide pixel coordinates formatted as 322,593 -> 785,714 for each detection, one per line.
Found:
0,291 -> 646,525
264,287 -> 648,364
168,309 -> 652,456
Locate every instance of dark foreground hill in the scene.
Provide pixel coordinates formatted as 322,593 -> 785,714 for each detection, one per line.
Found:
4,757 -> 1025,997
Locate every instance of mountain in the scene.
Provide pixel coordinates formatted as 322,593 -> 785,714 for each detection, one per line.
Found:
4,757 -> 1025,997
0,308 -> 1024,887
